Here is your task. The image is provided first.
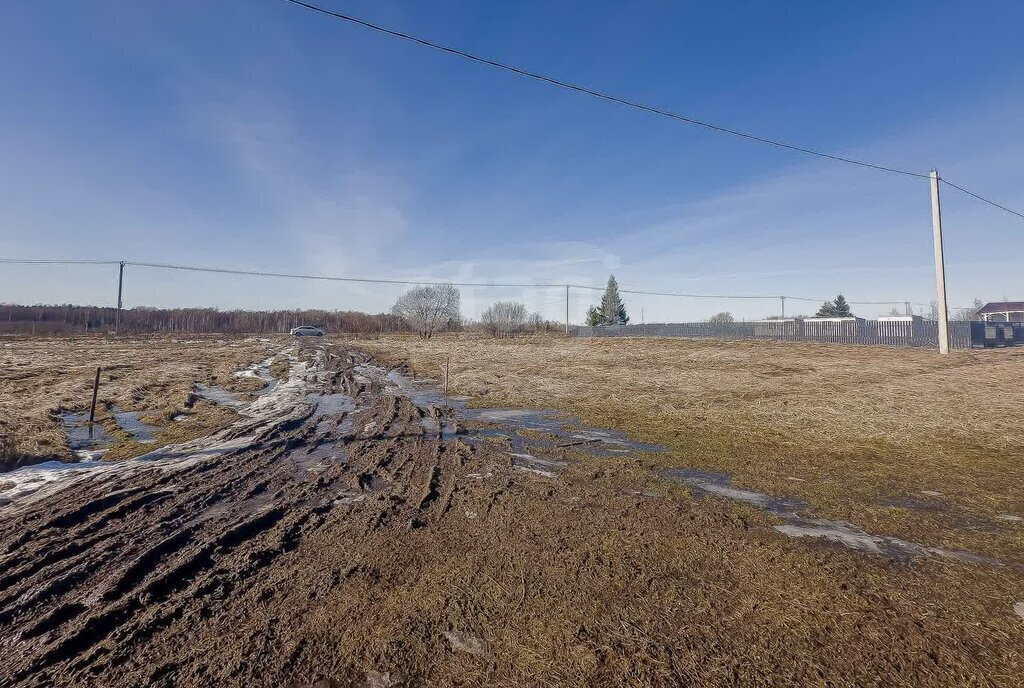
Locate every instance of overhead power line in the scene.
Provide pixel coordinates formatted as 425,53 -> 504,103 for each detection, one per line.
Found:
275,0 -> 1024,221
570,284 -> 780,300
276,0 -> 923,180
938,178 -> 1024,220
0,258 -> 121,266
0,257 -> 936,307
127,260 -> 563,289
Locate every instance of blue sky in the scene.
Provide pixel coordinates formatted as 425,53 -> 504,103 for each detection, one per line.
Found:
1,0 -> 1022,321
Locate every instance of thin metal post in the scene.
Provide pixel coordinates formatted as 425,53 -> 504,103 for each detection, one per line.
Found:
929,170 -> 950,354
564,285 -> 570,335
88,366 -> 101,437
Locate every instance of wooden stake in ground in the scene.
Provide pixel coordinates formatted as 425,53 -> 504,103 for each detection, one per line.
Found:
443,355 -> 450,397
88,366 -> 101,437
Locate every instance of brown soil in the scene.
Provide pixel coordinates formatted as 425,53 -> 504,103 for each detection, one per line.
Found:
1,341 -> 1022,686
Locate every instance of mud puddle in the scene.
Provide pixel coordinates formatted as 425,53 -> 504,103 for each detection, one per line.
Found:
308,393 -> 356,434
364,365 -> 663,460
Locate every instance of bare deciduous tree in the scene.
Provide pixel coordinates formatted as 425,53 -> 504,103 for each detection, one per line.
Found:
391,284 -> 461,339
706,311 -> 735,324
480,300 -> 527,337
952,298 -> 985,322
526,312 -> 559,333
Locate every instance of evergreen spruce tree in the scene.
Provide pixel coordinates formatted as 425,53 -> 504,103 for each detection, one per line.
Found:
832,294 -> 852,317
815,294 -> 853,318
815,300 -> 836,317
598,275 -> 629,325
585,306 -> 603,326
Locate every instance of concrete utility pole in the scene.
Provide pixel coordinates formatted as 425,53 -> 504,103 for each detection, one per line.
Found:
116,261 -> 125,333
564,285 -> 570,335
929,170 -> 950,354
781,296 -> 786,318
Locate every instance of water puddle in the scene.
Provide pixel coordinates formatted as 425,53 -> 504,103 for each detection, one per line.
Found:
194,384 -> 246,409
233,357 -> 278,393
111,406 -> 159,443
3,350 -> 319,509
363,364 -> 663,459
662,468 -> 1000,566
59,411 -> 112,461
774,518 -> 999,565
307,393 -> 356,434
665,468 -> 806,513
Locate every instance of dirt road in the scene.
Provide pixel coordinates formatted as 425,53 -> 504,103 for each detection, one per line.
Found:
2,342 -> 1022,686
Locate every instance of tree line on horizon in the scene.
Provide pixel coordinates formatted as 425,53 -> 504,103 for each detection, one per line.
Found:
0,288 -> 988,337
0,303 -> 406,335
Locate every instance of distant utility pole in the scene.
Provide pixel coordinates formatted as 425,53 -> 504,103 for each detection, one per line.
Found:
929,170 -> 950,354
116,261 -> 125,334
780,296 -> 786,318
905,300 -> 911,317
564,285 -> 569,335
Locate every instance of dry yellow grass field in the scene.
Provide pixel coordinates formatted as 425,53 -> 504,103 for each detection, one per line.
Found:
0,334 -> 281,469
2,333 -> 1024,684
351,334 -> 1024,563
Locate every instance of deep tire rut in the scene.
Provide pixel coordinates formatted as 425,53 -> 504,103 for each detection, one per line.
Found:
0,343 -> 501,687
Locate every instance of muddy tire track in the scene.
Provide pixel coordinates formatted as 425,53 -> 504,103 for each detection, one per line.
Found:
0,343 -> 497,687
